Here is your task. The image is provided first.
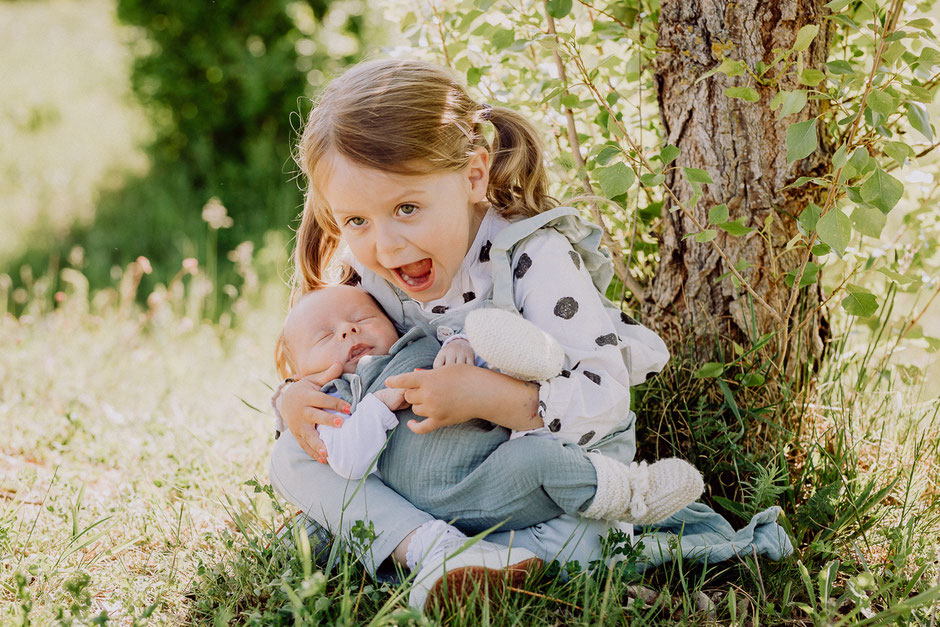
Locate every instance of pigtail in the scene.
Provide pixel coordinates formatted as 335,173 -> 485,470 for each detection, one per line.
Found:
485,106 -> 555,218
274,330 -> 293,380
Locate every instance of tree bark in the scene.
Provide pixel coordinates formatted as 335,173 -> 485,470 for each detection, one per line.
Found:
645,0 -> 830,373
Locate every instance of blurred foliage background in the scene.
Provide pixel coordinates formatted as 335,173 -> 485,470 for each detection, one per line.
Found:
1,0 -> 382,308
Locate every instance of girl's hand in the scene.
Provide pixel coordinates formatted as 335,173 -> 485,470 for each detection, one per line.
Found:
281,362 -> 351,461
433,338 -> 476,368
385,364 -> 542,434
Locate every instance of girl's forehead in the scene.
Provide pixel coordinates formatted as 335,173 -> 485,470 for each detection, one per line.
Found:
320,152 -> 446,207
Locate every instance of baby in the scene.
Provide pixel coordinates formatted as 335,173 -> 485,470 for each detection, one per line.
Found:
276,284 -> 704,528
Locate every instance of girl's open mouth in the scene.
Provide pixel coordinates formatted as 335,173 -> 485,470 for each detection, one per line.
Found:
393,259 -> 434,292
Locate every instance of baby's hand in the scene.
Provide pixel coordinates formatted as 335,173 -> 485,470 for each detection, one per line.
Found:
373,387 -> 410,411
433,338 -> 475,368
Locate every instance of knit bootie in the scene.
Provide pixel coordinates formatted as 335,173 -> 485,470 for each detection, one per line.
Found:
582,455 -> 704,526
464,308 -> 565,381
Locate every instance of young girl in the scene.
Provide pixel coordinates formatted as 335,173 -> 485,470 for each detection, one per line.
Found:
270,58 -> 789,611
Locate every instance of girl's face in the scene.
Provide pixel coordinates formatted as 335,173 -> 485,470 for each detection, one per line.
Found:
321,150 -> 489,302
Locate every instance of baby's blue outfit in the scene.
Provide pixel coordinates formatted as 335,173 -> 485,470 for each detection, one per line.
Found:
320,327 -> 600,533
269,207 -> 792,579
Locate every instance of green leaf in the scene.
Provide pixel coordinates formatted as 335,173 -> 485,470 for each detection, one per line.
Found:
725,86 -> 760,102
694,362 -> 725,378
545,0 -> 573,18
683,167 -> 713,184
739,372 -> 766,387
867,89 -> 896,116
848,147 -> 871,174
799,68 -> 826,86
907,103 -> 934,141
860,168 -> 903,214
718,218 -> 754,236
811,243 -> 830,256
778,90 -> 808,118
695,229 -> 718,242
709,204 -> 729,224
826,60 -> 855,75
816,209 -> 852,256
883,141 -> 913,168
785,262 -> 819,288
793,24 -> 820,52
799,202 -> 822,234
832,144 -> 849,169
919,47 -> 940,70
660,144 -> 680,165
784,176 -> 827,190
595,145 -> 622,166
841,290 -> 878,317
466,66 -> 484,86
639,173 -> 665,187
491,29 -> 516,50
824,0 -> 852,9
787,119 -> 818,162
696,58 -> 746,83
851,205 -> 886,238
596,162 -> 635,198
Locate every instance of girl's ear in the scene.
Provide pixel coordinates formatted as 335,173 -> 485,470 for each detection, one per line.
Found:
466,147 -> 490,204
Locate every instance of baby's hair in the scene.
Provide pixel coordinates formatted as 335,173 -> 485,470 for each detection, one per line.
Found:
291,58 -> 555,294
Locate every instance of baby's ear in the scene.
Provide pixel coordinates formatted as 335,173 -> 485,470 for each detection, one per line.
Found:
464,308 -> 564,381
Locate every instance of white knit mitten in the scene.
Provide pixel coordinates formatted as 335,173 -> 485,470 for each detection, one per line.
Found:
582,455 -> 704,526
464,308 -> 565,381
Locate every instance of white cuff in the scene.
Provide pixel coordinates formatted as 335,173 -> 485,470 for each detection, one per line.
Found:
441,333 -> 469,348
357,393 -> 401,430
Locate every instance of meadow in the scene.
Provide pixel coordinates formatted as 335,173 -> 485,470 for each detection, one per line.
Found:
2,1 -> 939,624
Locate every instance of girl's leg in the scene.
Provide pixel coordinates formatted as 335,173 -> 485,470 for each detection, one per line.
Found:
269,430 -> 434,578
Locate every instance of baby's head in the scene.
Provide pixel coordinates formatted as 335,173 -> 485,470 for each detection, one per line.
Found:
276,285 -> 399,380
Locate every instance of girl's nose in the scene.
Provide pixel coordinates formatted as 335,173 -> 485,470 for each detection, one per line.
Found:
374,225 -> 406,259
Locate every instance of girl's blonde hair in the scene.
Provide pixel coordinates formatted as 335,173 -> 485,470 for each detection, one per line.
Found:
290,57 -> 555,295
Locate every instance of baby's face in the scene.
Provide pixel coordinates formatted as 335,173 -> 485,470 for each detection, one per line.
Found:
284,285 -> 399,377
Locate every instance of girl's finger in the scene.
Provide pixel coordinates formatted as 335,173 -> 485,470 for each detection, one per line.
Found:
407,417 -> 441,434
303,406 -> 346,428
302,390 -> 350,414
296,424 -> 328,460
385,371 -> 424,389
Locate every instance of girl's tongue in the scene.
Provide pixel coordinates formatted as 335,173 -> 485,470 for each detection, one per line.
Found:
395,259 -> 434,291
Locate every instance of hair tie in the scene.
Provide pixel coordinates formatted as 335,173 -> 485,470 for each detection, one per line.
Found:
479,103 -> 493,121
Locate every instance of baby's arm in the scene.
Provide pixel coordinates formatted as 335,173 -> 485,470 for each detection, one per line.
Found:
320,393 -> 402,480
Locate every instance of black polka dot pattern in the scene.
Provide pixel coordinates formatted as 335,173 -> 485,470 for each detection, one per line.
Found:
463,291 -> 476,303
548,419 -> 561,432
620,312 -> 639,325
431,305 -> 448,314
553,297 -> 579,319
514,253 -> 532,279
569,250 -> 581,270
578,431 -> 596,446
479,240 -> 492,263
560,369 -> 571,378
595,333 -> 618,347
583,371 -> 601,385
537,401 -> 546,418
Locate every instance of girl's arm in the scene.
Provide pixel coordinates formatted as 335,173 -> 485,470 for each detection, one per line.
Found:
385,365 -> 541,433
508,229 -> 633,446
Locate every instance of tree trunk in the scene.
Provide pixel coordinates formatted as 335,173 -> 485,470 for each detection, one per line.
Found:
645,0 -> 830,374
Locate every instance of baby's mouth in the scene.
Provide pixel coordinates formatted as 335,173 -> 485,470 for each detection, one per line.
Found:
393,259 -> 434,292
347,344 -> 371,363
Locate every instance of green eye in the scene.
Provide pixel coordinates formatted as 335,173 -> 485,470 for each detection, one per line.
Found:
347,217 -> 366,227
397,204 -> 417,216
